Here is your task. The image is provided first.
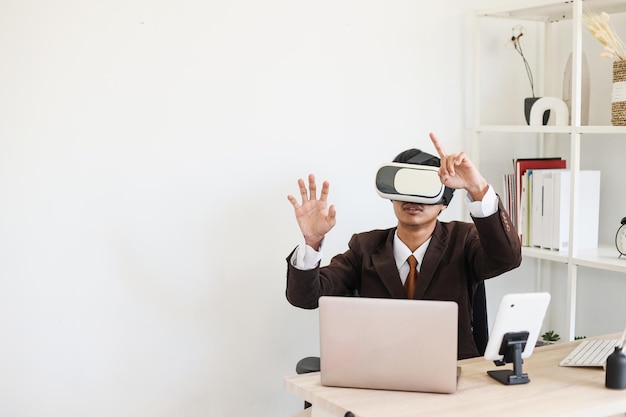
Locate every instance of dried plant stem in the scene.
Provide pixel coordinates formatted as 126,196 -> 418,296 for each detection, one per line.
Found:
583,8 -> 626,61
514,36 -> 536,97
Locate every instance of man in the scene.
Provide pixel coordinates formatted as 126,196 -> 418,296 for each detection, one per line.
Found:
285,133 -> 521,359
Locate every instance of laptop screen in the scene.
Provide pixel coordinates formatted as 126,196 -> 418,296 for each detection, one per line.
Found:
319,296 -> 458,393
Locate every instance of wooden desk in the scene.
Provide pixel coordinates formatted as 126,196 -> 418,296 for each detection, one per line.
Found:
285,335 -> 626,417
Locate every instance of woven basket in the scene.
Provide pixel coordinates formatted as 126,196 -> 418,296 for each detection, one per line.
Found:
612,60 -> 626,126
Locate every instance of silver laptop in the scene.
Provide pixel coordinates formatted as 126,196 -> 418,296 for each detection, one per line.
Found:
319,296 -> 458,394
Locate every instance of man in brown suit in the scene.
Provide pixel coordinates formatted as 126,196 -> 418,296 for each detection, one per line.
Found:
285,133 -> 521,359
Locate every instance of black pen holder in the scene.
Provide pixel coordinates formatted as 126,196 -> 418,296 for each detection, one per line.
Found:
606,346 -> 626,390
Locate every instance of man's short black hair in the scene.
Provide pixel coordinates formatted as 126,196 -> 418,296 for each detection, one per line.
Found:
392,149 -> 455,205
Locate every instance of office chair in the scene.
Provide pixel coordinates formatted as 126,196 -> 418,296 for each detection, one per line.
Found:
471,280 -> 489,356
295,281 -> 489,408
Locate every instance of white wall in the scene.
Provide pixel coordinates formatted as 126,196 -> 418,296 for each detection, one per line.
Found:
8,0 -> 622,415
0,1 -> 510,416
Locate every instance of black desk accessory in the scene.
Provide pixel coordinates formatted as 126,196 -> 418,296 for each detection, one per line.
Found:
606,326 -> 626,390
606,347 -> 626,389
483,293 -> 550,386
487,331 -> 530,385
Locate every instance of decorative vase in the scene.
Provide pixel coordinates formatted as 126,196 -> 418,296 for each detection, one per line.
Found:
524,97 -> 550,125
605,346 -> 626,389
528,97 -> 569,126
612,60 -> 626,126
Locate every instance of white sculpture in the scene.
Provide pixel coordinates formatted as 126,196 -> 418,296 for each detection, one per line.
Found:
529,96 -> 569,126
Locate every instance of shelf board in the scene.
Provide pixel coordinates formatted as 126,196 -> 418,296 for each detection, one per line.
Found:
476,125 -> 571,133
522,245 -> 569,262
522,244 -> 626,273
477,0 -> 626,22
578,126 -> 626,134
573,245 -> 626,273
475,125 -> 626,134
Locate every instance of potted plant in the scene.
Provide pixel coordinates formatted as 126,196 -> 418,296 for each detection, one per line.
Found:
541,330 -> 561,344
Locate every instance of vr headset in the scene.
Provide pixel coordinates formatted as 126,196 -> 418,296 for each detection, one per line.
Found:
375,162 -> 446,204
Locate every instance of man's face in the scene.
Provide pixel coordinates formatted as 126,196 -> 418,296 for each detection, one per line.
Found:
392,200 -> 445,229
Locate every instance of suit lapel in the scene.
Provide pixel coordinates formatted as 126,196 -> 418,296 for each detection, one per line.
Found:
372,230 -> 407,298
414,222 -> 447,299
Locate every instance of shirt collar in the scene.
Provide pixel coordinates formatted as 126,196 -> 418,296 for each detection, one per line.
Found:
393,229 -> 431,269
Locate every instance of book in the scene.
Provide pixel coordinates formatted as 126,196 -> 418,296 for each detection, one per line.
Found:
550,170 -> 601,251
527,170 -> 601,251
530,169 -> 544,247
577,171 -> 601,250
538,169 -> 568,249
541,172 -> 555,249
502,173 -> 516,227
551,171 -> 570,251
520,170 -> 530,246
514,158 -> 567,244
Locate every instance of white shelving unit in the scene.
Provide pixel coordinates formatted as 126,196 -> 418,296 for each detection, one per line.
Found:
472,0 -> 626,340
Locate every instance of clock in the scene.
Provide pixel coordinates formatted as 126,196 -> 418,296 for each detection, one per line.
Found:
616,217 -> 626,258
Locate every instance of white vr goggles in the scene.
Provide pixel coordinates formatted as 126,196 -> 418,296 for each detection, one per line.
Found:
375,162 -> 445,204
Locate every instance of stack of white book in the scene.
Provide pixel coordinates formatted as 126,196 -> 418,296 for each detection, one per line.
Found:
524,169 -> 600,251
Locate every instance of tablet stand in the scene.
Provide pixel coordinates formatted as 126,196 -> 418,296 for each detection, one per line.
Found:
487,331 -> 530,385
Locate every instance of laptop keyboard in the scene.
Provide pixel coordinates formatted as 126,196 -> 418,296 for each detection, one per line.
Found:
559,339 -> 621,367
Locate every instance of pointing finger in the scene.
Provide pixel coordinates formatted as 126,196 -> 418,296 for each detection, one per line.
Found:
429,132 -> 447,158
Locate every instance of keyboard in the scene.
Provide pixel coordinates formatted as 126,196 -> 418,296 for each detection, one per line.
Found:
559,339 -> 621,367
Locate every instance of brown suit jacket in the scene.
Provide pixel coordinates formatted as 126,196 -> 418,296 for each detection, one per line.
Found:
285,201 -> 521,359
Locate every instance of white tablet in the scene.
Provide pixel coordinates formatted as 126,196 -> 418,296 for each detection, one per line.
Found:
484,292 -> 551,362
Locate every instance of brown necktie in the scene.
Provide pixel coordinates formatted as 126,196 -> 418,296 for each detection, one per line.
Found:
405,255 -> 418,299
